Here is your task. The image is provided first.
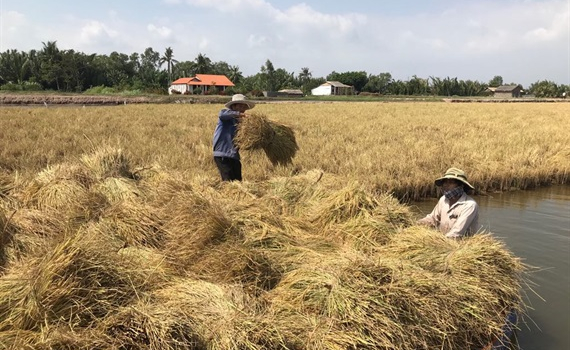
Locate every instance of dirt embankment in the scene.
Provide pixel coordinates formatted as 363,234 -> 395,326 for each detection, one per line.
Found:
0,94 -> 155,105
0,93 -> 230,106
1,93 -> 567,106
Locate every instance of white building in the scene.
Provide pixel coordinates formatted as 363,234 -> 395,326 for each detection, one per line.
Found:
311,81 -> 354,96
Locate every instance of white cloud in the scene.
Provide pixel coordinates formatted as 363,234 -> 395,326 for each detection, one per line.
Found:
1,10 -> 26,29
147,24 -> 173,39
247,34 -> 269,48
0,10 -> 35,51
275,3 -> 366,30
184,0 -> 274,13
198,37 -> 209,49
80,21 -> 118,43
523,10 -> 568,42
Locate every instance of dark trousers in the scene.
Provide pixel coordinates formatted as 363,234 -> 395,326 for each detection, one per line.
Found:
214,157 -> 242,181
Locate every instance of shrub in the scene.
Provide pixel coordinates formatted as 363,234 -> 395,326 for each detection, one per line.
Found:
224,87 -> 237,96
22,82 -> 44,91
0,82 -> 23,91
85,85 -> 117,94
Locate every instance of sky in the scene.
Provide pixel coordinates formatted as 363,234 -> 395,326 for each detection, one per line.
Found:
1,0 -> 569,87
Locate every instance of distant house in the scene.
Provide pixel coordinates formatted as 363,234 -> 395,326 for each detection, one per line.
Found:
311,81 -> 354,96
494,85 -> 523,98
278,89 -> 304,97
169,74 -> 235,95
263,89 -> 304,97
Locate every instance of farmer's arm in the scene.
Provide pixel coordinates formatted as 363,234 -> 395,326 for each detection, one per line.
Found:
219,108 -> 241,121
417,199 -> 442,228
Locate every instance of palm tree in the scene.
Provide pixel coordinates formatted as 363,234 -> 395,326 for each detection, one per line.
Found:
159,47 -> 179,85
39,41 -> 62,90
299,67 -> 312,84
0,49 -> 30,84
228,65 -> 243,84
194,53 -> 212,74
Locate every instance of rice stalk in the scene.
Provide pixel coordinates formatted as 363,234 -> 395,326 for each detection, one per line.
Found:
0,229 -> 168,332
235,113 -> 275,150
98,201 -> 165,248
235,113 -> 299,166
0,172 -> 16,200
34,164 -> 95,189
94,177 -> 143,203
80,146 -> 133,179
263,122 -> 299,166
158,190 -> 235,271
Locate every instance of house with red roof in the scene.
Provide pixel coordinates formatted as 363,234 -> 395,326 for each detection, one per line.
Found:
169,74 -> 235,95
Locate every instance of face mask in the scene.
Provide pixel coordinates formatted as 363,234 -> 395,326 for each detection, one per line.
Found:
444,186 -> 464,200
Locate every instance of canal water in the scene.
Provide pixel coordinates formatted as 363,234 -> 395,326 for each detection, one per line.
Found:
412,185 -> 570,350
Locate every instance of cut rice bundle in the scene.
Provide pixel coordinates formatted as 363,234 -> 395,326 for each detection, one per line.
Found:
235,113 -> 299,165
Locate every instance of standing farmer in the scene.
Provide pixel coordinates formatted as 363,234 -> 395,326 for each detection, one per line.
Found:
212,94 -> 255,181
418,167 -> 480,238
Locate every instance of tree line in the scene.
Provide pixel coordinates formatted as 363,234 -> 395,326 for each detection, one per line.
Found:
0,41 -> 567,98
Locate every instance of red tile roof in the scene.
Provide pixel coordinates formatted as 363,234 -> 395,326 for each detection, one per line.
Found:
171,74 -> 234,87
171,77 -> 193,84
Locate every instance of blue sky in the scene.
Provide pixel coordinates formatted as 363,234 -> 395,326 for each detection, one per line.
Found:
1,0 -> 568,87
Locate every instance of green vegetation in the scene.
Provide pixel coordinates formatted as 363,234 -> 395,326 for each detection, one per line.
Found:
1,41 -> 568,97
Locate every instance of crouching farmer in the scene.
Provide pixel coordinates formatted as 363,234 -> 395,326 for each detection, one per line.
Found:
418,168 -> 480,238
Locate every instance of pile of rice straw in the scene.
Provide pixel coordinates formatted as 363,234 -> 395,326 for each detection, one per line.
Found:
0,147 -> 525,350
235,113 -> 299,165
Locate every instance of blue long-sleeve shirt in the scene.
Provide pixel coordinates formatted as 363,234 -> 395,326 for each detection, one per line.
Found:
213,108 -> 241,159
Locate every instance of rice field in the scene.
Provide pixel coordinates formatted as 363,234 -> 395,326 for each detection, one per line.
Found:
0,101 -> 566,349
0,102 -> 567,200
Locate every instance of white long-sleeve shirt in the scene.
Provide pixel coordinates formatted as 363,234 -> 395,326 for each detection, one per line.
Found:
418,193 -> 480,238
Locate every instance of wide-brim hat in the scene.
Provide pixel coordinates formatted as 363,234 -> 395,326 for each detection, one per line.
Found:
225,94 -> 255,110
434,167 -> 475,190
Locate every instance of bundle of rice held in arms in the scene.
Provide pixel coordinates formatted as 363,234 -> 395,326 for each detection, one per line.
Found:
235,113 -> 299,165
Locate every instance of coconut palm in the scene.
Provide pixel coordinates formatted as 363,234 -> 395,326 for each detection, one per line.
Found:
228,65 -> 243,84
299,67 -> 312,84
39,41 -> 63,90
194,53 -> 212,74
159,47 -> 179,85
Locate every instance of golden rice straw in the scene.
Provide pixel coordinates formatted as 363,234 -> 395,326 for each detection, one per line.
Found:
263,122 -> 299,165
80,146 -> 133,179
94,177 -> 144,203
0,172 -> 16,200
151,279 -> 255,349
157,190 -> 235,271
0,162 -> 527,349
32,325 -> 112,349
0,329 -> 39,349
306,182 -> 413,231
98,300 -> 199,349
0,209 -> 14,270
3,209 -> 68,262
34,163 -> 95,189
98,201 -> 165,248
234,113 -> 275,150
21,179 -> 86,210
235,113 -> 299,165
0,229 -> 169,332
